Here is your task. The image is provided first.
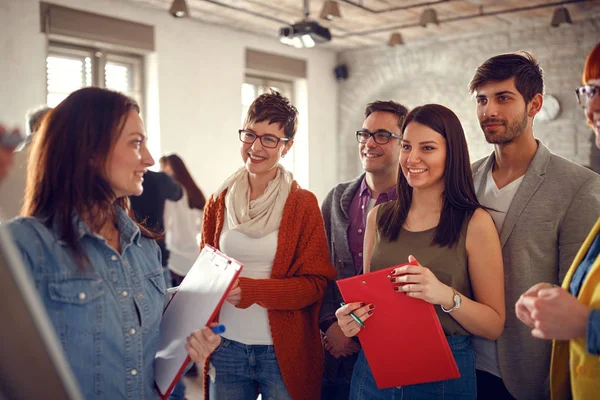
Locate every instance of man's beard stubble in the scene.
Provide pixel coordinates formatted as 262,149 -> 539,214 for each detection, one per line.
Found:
482,109 -> 528,145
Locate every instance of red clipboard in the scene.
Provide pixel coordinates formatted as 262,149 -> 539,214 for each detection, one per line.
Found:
154,245 -> 243,399
336,262 -> 460,389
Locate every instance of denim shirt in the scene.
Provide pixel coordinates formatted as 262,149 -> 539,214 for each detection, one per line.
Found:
7,207 -> 166,400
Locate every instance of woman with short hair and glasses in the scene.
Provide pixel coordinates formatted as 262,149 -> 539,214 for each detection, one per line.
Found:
201,91 -> 336,400
516,41 -> 600,400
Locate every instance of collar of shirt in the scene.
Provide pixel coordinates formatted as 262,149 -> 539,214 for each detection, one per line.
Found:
357,176 -> 398,203
50,205 -> 142,247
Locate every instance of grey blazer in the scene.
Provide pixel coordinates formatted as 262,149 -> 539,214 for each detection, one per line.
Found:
472,141 -> 600,400
319,173 -> 365,329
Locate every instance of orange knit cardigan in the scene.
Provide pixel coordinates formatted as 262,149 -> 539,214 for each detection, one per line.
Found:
201,181 -> 336,400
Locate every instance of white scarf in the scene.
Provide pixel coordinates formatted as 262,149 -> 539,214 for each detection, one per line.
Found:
216,165 -> 293,238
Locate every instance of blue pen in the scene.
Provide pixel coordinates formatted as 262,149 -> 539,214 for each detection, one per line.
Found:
340,302 -> 366,328
210,324 -> 226,335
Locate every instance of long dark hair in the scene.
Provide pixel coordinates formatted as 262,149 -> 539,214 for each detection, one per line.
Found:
22,87 -> 156,267
160,154 -> 206,210
378,104 -> 481,247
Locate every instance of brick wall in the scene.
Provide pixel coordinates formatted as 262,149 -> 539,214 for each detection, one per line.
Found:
335,17 -> 600,182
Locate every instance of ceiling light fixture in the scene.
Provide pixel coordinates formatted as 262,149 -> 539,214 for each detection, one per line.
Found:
419,8 -> 439,27
388,32 -> 404,46
169,0 -> 190,18
550,6 -> 572,27
320,0 -> 342,21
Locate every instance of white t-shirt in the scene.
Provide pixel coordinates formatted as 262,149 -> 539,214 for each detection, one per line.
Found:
473,167 -> 524,377
164,191 -> 203,276
218,209 -> 278,345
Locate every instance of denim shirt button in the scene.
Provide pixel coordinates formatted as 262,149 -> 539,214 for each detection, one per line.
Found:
78,292 -> 86,300
111,255 -> 118,261
121,290 -> 128,297
129,328 -> 136,335
130,369 -> 138,376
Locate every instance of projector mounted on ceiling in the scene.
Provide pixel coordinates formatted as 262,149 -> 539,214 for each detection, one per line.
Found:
279,20 -> 332,48
279,0 -> 332,49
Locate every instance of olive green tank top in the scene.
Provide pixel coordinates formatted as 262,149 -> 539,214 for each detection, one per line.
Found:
371,203 -> 473,336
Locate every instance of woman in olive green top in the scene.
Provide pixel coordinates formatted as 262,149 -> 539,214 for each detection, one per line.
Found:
336,104 -> 505,400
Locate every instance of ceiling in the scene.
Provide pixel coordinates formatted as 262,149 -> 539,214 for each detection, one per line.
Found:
125,0 -> 600,51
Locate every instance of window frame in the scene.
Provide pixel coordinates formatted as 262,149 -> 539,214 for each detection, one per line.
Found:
46,41 -> 145,114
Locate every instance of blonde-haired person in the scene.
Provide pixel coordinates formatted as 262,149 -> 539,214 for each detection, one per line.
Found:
201,91 -> 336,400
516,41 -> 600,400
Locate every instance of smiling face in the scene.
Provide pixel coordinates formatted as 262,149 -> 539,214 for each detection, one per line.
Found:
104,110 -> 154,198
475,77 -> 531,145
586,78 -> 600,148
359,111 -> 402,176
240,120 -> 292,180
400,121 -> 447,191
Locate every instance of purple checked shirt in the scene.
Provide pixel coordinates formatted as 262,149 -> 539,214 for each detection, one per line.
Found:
347,177 -> 397,274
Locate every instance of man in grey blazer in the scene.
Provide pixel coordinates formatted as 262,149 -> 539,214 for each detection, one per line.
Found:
469,52 -> 600,400
319,100 -> 408,400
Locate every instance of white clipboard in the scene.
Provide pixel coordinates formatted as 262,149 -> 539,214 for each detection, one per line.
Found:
154,244 -> 243,399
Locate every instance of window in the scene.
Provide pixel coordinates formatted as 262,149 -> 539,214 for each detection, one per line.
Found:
241,76 -> 296,173
46,42 -> 144,110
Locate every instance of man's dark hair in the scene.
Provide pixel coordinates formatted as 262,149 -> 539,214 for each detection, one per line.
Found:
469,51 -> 545,104
364,100 -> 409,131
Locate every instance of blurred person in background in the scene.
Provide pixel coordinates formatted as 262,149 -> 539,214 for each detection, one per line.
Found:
0,107 -> 51,220
159,153 -> 205,287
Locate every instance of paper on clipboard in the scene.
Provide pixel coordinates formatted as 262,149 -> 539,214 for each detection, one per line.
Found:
336,263 -> 459,389
154,245 -> 243,399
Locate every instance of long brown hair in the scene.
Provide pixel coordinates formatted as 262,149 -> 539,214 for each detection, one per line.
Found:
160,154 -> 206,210
22,87 -> 155,267
378,104 -> 481,247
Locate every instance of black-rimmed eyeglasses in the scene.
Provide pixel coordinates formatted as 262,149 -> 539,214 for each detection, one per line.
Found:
575,85 -> 600,108
356,129 -> 401,145
238,129 -> 290,149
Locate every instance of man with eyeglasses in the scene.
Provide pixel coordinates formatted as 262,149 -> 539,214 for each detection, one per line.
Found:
469,52 -> 600,400
319,100 -> 408,400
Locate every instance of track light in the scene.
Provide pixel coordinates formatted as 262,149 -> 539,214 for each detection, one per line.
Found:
320,0 -> 341,21
550,7 -> 572,27
388,32 -> 404,46
169,0 -> 189,18
420,8 -> 439,27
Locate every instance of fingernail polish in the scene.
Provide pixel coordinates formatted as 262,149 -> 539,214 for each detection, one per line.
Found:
369,304 -> 375,310
360,303 -> 365,307
368,310 -> 373,315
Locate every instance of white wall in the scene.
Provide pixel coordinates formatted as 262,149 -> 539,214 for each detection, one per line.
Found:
0,0 -> 339,202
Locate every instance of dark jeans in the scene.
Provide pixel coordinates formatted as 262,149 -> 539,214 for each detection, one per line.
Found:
350,336 -> 476,400
321,350 -> 359,400
476,369 -> 517,400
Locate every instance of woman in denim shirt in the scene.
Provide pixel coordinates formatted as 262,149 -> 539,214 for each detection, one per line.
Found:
6,87 -> 220,399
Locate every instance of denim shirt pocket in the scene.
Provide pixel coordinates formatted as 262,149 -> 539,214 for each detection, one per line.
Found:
138,269 -> 166,333
47,278 -> 106,336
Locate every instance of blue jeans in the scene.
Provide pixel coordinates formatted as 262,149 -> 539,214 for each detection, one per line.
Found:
350,336 -> 476,400
208,337 -> 292,400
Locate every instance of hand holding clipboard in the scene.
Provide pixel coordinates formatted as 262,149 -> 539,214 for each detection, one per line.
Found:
154,245 -> 243,399
336,259 -> 459,389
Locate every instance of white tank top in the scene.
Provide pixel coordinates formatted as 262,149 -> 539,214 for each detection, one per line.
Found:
218,209 -> 278,344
